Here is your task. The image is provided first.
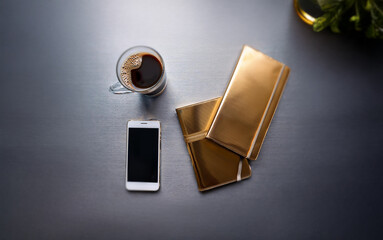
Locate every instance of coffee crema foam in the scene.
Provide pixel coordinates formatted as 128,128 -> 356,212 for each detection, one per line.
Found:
120,53 -> 144,89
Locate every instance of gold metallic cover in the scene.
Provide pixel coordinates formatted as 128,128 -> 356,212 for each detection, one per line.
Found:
176,97 -> 251,191
207,45 -> 290,160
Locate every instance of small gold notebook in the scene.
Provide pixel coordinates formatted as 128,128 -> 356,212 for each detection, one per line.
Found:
176,97 -> 251,191
207,45 -> 290,160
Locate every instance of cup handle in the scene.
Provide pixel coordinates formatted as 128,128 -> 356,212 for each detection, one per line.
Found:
109,82 -> 132,94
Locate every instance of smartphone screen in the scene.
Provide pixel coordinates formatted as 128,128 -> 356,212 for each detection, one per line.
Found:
127,128 -> 159,182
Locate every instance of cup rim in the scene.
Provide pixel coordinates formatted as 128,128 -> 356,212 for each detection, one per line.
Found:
115,45 -> 165,93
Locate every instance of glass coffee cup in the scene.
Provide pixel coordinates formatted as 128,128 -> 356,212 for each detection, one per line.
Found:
110,46 -> 167,96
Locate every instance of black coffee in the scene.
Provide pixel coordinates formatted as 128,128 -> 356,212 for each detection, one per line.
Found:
131,54 -> 163,88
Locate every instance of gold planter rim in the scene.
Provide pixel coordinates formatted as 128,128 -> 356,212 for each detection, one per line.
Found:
294,0 -> 316,25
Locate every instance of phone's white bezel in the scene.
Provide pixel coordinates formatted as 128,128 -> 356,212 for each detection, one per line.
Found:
126,120 -> 160,191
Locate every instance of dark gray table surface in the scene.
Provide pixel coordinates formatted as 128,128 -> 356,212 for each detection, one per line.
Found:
1,0 -> 382,239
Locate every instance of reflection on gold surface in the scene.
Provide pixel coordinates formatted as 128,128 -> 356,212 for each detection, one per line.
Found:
176,98 -> 251,191
294,0 -> 316,25
207,45 -> 290,160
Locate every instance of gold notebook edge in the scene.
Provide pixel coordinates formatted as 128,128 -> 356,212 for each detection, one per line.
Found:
176,98 -> 252,192
246,64 -> 287,159
207,46 -> 247,139
250,66 -> 291,160
188,140 -> 252,192
176,110 -> 205,191
176,97 -> 222,139
205,46 -> 249,157
206,45 -> 291,160
199,173 -> 251,192
176,97 -> 222,111
205,135 -> 244,157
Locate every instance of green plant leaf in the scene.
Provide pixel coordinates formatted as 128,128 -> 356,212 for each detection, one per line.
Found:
311,0 -> 383,39
313,14 -> 332,31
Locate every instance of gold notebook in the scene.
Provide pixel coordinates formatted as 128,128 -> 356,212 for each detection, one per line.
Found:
176,97 -> 251,191
207,45 -> 290,160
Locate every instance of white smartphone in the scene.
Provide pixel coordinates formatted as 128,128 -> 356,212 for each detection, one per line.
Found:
126,120 -> 161,191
